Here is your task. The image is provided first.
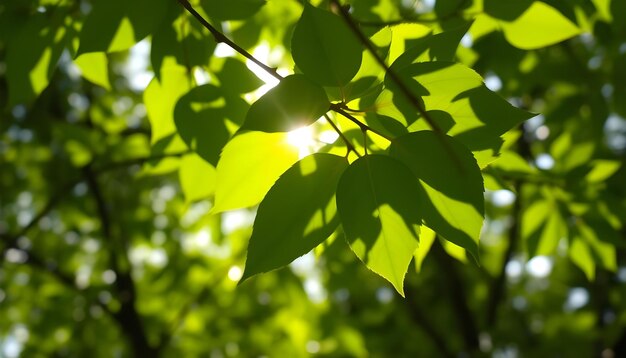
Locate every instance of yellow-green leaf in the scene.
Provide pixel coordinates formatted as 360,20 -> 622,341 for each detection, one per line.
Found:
212,131 -> 300,213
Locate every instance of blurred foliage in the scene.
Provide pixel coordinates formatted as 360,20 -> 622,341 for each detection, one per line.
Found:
1,0 -> 626,357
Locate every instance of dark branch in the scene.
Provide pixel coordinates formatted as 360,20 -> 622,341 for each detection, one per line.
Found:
405,283 -> 456,358
83,165 -> 158,357
176,0 -> 282,81
431,240 -> 481,352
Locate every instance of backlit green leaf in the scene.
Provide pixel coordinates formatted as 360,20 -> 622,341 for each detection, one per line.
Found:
77,0 -> 167,54
144,64 -> 191,173
74,52 -> 111,90
413,226 -> 436,273
212,131 -> 300,213
570,220 -> 617,280
336,154 -> 422,296
174,84 -> 248,166
389,131 -> 483,260
242,153 -> 348,281
241,75 -> 329,132
497,2 -> 581,50
179,153 -> 217,203
291,3 -> 362,87
378,61 -> 534,167
5,12 -> 69,105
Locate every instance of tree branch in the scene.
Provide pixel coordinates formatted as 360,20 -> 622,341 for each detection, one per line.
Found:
405,283 -> 456,358
329,0 -> 444,136
485,181 -> 521,328
177,0 -> 394,148
431,240 -> 481,353
83,165 -> 158,357
176,0 -> 282,81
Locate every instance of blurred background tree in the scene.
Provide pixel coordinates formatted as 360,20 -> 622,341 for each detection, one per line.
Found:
1,0 -> 626,356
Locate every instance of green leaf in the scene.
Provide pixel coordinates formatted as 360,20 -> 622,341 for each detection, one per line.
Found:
585,160 -> 621,183
201,0 -> 265,20
241,153 -> 348,281
144,64 -> 191,174
521,199 -> 565,257
336,154 -> 422,296
212,131 -> 300,213
216,58 -> 265,94
74,52 -> 111,90
241,75 -> 329,132
569,221 -> 617,281
179,153 -> 217,203
77,0 -> 167,54
389,131 -> 483,260
378,61 -> 534,167
151,7 -> 216,77
389,23 -> 471,70
413,226 -> 436,273
291,3 -> 362,87
174,84 -> 248,166
497,1 -> 581,50
5,13 -> 70,105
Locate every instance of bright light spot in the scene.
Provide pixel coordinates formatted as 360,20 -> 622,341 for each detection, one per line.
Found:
484,73 -> 503,92
492,189 -> 516,207
617,267 -> 626,282
148,248 -> 168,268
526,256 -> 553,278
535,125 -> 550,140
246,43 -> 280,91
193,67 -> 211,85
319,130 -> 339,144
306,341 -> 321,354
125,39 -> 152,91
505,260 -> 523,279
102,270 -> 116,284
535,153 -> 555,170
287,126 -> 315,158
304,278 -> 327,303
228,266 -> 243,281
461,33 -> 473,47
376,287 -> 394,304
215,43 -> 236,57
291,252 -> 315,275
2,337 -> 22,358
222,210 -> 255,235
564,287 -> 589,311
420,0 -> 435,11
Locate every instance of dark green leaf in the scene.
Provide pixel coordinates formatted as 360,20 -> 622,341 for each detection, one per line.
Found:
389,131 -> 483,260
241,153 -> 348,281
336,154 -> 422,296
174,84 -> 248,166
77,0 -> 167,54
241,74 -> 329,132
217,58 -> 265,94
201,0 -> 265,20
291,3 -> 362,87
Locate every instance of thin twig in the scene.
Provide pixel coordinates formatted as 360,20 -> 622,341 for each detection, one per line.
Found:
177,0 -> 388,147
177,0 -> 282,81
323,114 -> 361,157
330,104 -> 392,141
329,0 -> 443,135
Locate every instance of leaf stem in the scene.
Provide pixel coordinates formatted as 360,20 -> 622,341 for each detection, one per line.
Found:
324,114 -> 361,157
330,103 -> 392,141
